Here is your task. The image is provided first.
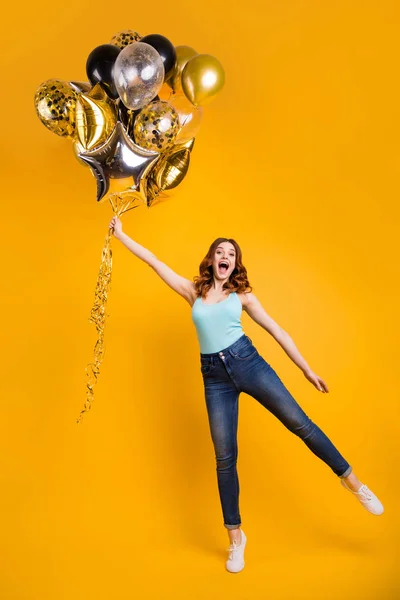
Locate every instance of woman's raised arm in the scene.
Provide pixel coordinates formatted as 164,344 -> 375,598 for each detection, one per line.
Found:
109,217 -> 196,305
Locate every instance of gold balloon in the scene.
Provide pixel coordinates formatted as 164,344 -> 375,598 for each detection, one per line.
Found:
134,101 -> 180,152
154,147 -> 191,190
145,179 -> 169,208
72,139 -> 88,166
179,137 -> 196,152
34,79 -> 78,138
75,83 -> 117,150
181,54 -> 225,107
110,29 -> 141,49
167,45 -> 197,94
69,81 -> 92,94
145,140 -> 193,207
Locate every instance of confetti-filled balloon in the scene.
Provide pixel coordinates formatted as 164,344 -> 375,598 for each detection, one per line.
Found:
34,79 -> 78,138
114,42 -> 164,110
134,101 -> 180,151
110,29 -> 141,49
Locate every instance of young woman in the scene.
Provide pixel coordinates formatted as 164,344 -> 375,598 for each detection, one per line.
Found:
109,216 -> 384,573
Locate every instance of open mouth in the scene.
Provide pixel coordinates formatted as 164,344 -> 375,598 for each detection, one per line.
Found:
218,260 -> 229,273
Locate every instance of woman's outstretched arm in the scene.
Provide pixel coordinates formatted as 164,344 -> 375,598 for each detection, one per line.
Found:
109,217 -> 195,305
242,292 -> 328,391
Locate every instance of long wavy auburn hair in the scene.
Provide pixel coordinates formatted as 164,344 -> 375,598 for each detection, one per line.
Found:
193,237 -> 253,298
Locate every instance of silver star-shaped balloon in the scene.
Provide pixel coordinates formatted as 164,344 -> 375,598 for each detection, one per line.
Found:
78,121 -> 160,202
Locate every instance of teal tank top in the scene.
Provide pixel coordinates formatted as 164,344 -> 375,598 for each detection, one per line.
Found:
191,292 -> 245,353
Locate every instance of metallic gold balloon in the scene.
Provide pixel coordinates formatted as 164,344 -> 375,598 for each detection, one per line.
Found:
180,137 -> 195,152
75,83 -> 117,150
166,45 -> 197,94
69,81 -> 92,93
110,29 -> 141,49
134,101 -> 180,152
34,79 -> 78,138
155,147 -> 190,190
181,54 -> 225,107
72,139 -> 88,166
145,140 -> 193,207
145,178 -> 170,208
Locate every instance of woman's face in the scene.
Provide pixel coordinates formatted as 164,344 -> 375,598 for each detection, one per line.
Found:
211,242 -> 236,282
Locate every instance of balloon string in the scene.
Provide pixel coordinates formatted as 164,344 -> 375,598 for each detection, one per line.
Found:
76,192 -> 141,424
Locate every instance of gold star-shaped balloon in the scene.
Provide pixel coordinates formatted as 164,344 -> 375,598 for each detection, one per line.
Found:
145,137 -> 195,207
69,81 -> 92,94
75,83 -> 118,151
78,121 -> 160,202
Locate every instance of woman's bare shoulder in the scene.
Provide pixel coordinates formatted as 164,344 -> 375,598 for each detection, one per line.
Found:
236,291 -> 253,307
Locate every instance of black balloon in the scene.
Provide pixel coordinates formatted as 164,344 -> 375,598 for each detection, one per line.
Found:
139,34 -> 176,79
86,44 -> 121,99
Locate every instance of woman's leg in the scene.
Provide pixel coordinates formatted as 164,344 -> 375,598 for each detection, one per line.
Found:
240,354 -> 352,478
341,471 -> 363,491
203,379 -> 242,540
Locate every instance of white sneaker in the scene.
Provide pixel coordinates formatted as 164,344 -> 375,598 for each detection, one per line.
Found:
340,478 -> 384,515
226,529 -> 247,573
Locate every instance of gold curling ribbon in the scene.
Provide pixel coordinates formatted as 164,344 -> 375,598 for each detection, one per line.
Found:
76,191 -> 143,424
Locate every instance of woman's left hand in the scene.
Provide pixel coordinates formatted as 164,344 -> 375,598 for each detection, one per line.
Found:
303,369 -> 329,393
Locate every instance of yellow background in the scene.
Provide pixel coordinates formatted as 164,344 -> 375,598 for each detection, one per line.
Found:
2,1 -> 399,598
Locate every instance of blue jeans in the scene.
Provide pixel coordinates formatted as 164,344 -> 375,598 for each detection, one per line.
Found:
200,334 -> 352,529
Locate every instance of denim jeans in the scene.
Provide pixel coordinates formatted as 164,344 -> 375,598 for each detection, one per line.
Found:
200,334 -> 352,529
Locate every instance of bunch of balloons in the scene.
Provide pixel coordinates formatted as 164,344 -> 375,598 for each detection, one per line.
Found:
34,30 -> 225,424
34,29 -> 225,208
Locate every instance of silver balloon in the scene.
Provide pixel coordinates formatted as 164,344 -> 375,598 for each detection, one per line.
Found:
113,42 -> 164,111
78,121 -> 160,202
